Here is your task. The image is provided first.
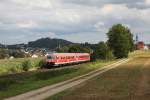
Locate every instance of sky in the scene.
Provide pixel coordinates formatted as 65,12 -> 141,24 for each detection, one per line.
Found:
0,0 -> 150,44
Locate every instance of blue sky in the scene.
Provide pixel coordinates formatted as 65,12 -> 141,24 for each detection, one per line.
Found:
0,0 -> 150,44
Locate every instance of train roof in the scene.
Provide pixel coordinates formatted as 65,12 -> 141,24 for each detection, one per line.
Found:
47,53 -> 90,56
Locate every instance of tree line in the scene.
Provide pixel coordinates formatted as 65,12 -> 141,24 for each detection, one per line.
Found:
0,49 -> 28,59
57,24 -> 134,60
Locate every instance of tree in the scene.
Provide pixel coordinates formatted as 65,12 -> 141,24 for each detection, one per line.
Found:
9,49 -> 26,58
68,44 -> 91,53
92,42 -> 114,60
107,24 -> 134,58
0,49 -> 9,59
56,46 -> 69,53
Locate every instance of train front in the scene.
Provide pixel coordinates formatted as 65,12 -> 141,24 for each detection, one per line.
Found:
46,54 -> 56,66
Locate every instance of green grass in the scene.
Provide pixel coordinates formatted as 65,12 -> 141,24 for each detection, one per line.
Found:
0,60 -> 115,99
47,57 -> 150,100
0,58 -> 43,75
129,50 -> 150,58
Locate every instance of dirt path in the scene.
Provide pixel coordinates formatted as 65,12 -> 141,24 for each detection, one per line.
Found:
50,57 -> 150,100
5,59 -> 130,100
135,59 -> 150,100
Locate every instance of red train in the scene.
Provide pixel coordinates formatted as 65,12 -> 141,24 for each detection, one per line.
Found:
46,53 -> 90,66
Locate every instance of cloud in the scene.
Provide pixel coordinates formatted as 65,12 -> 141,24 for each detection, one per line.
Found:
0,0 -> 150,44
145,0 -> 150,5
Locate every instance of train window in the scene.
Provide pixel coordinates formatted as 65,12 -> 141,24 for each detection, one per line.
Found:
47,56 -> 53,59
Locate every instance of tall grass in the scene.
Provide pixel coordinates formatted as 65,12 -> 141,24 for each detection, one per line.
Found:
0,57 -> 44,75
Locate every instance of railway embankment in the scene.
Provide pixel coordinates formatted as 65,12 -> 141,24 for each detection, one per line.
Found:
0,60 -> 115,99
5,59 -> 130,100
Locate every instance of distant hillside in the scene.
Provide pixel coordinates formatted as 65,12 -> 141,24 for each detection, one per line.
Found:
0,44 -> 4,48
7,44 -> 27,49
28,38 -> 74,49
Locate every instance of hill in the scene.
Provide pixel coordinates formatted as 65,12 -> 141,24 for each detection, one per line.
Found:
0,44 -> 4,48
28,38 -> 74,49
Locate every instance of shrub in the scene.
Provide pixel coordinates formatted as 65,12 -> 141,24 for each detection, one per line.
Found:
93,42 -> 114,60
22,60 -> 31,71
9,67 -> 17,73
38,59 -> 46,68
0,49 -> 9,59
105,50 -> 115,60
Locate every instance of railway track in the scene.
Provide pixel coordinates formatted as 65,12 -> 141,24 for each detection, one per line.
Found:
5,59 -> 131,100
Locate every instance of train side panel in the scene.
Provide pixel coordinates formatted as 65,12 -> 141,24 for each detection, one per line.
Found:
46,53 -> 90,66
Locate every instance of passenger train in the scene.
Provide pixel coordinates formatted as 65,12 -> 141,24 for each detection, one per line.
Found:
46,53 -> 90,66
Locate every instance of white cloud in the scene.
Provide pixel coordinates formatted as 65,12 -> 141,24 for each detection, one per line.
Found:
0,0 -> 150,44
12,0 -> 53,9
145,0 -> 150,5
94,22 -> 105,32
101,4 -> 114,15
17,21 -> 38,28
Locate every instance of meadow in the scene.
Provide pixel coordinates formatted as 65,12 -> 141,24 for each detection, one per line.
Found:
129,50 -> 150,58
47,51 -> 150,100
1,50 -> 149,99
0,60 -> 115,99
0,57 -> 44,75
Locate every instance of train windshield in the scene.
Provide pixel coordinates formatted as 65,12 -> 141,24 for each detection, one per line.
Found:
47,56 -> 54,59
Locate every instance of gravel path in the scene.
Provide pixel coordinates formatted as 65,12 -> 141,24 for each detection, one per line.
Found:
5,59 -> 130,100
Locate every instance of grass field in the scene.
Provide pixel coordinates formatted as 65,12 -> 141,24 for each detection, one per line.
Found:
1,50 -> 149,99
47,56 -> 150,100
129,50 -> 150,58
0,60 -> 116,99
0,57 -> 43,75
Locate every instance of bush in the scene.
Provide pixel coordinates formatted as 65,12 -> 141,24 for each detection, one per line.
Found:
0,49 -> 9,59
22,60 -> 31,71
38,59 -> 46,68
93,42 -> 114,60
9,50 -> 26,58
105,50 -> 115,60
68,44 -> 91,53
9,67 -> 17,73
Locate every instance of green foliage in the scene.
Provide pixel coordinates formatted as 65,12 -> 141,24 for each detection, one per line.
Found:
68,44 -> 91,53
107,24 -> 134,58
9,50 -> 26,58
35,68 -> 78,80
92,42 -> 114,60
0,49 -> 9,59
0,79 -> 16,91
0,49 -> 27,59
0,58 -> 44,74
56,44 -> 92,53
0,60 -> 114,99
56,46 -> 69,53
22,60 -> 31,71
38,59 -> 46,68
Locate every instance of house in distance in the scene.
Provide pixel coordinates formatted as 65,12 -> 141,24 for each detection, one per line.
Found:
136,41 -> 149,50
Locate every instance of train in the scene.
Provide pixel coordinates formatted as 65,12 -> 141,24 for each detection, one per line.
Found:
46,53 -> 90,66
